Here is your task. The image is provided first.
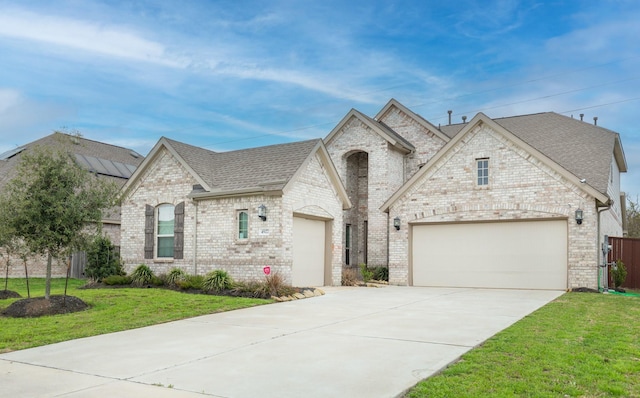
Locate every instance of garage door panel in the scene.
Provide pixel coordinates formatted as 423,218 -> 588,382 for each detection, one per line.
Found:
412,220 -> 567,290
292,217 -> 325,287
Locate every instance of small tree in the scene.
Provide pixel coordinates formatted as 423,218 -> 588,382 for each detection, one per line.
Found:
627,196 -> 640,238
0,135 -> 119,299
85,235 -> 124,282
611,259 -> 627,289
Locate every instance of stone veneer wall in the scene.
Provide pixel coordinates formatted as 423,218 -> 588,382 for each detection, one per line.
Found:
387,123 -> 603,289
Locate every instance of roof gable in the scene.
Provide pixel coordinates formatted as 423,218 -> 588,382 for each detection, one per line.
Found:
381,113 -> 610,211
125,137 -> 350,208
325,109 -> 414,153
375,98 -> 450,143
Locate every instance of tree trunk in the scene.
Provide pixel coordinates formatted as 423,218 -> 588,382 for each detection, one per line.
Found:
45,252 -> 52,299
4,256 -> 8,291
23,258 -> 30,298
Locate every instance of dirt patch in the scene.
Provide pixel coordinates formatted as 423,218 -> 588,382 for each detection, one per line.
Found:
2,295 -> 89,318
572,287 -> 600,293
0,290 -> 21,299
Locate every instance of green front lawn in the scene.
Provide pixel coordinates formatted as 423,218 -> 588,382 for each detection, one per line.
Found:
406,292 -> 640,397
0,278 -> 270,352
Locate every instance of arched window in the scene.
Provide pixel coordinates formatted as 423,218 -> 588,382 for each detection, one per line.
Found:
238,211 -> 249,239
157,204 -> 175,257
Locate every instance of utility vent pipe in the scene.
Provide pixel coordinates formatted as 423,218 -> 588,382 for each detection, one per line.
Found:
594,116 -> 598,126
447,110 -> 452,125
580,113 -> 584,121
462,116 -> 467,123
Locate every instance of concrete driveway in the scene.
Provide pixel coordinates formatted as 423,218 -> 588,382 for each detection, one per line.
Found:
1,286 -> 563,398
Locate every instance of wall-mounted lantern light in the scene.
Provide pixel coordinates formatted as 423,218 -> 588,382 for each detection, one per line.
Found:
258,204 -> 267,221
575,208 -> 583,225
393,216 -> 401,231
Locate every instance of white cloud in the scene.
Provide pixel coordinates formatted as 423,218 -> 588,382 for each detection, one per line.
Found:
0,8 -> 187,68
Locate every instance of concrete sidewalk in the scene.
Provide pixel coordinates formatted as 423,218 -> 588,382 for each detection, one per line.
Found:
1,286 -> 563,397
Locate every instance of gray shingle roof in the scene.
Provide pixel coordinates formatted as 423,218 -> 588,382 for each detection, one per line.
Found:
494,112 -> 621,195
416,112 -> 622,196
0,132 -> 145,222
0,132 -> 144,190
164,137 -> 322,194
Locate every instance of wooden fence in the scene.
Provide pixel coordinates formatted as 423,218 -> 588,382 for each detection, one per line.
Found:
69,246 -> 121,279
608,236 -> 640,289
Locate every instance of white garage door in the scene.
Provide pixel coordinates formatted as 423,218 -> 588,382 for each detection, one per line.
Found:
412,220 -> 567,290
292,217 -> 326,287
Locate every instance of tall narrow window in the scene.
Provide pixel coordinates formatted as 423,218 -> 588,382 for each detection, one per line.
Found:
477,158 -> 489,186
157,204 -> 175,258
363,220 -> 368,265
238,211 -> 249,239
345,224 -> 352,265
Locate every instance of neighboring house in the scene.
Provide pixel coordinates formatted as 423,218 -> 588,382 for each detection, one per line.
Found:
120,99 -> 626,290
0,132 -> 144,277
119,138 -> 350,286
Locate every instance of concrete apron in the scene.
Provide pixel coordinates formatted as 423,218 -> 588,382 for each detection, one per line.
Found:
1,286 -> 563,398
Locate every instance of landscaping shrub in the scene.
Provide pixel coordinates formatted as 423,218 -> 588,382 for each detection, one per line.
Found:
131,264 -> 155,287
263,272 -> 295,297
103,275 -> 132,285
84,235 -> 124,281
231,281 -> 264,298
202,270 -> 234,292
371,266 -> 389,281
342,267 -> 358,286
165,268 -> 187,287
176,274 -> 204,290
359,263 -> 373,283
612,259 -> 627,288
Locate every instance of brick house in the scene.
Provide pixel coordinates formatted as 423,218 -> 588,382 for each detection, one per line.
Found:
0,132 -> 144,277
119,138 -> 350,286
121,99 -> 626,290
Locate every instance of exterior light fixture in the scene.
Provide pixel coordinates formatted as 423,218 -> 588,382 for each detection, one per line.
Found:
393,216 -> 401,231
258,204 -> 267,221
575,209 -> 583,225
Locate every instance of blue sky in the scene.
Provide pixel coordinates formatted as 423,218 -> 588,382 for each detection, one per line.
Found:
0,0 -> 639,199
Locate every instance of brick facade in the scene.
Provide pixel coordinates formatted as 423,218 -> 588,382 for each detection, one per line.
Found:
120,145 -> 345,286
325,117 -> 409,267
385,122 -> 620,289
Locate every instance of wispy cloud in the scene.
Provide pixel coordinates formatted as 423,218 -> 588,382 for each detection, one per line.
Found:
0,8 -> 188,68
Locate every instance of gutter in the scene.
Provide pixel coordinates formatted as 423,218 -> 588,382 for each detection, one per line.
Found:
193,200 -> 198,275
188,187 -> 284,200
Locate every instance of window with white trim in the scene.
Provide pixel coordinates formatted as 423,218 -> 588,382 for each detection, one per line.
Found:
238,210 -> 249,240
477,158 -> 489,186
157,204 -> 175,257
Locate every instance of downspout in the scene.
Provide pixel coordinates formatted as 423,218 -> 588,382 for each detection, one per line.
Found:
597,200 -> 612,292
386,212 -> 390,267
193,200 -> 198,275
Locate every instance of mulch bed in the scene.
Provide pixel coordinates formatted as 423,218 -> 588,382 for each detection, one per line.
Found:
2,295 -> 88,318
0,290 -> 22,299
